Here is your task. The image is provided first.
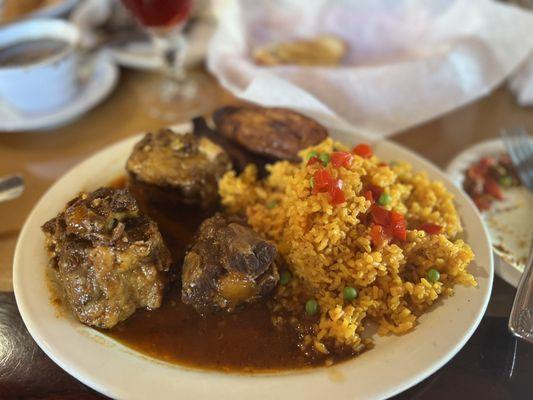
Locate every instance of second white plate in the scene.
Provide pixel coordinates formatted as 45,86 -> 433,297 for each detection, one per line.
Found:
447,138 -> 532,287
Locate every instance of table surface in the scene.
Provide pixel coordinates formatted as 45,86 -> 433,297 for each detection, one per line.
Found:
0,68 -> 532,399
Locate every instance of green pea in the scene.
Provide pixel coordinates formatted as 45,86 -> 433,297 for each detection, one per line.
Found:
305,299 -> 318,316
319,153 -> 330,166
307,150 -> 319,161
427,268 -> 440,283
310,177 -> 315,189
266,200 -> 278,209
390,161 -> 398,167
378,193 -> 392,206
343,286 -> 358,301
498,175 -> 513,187
280,270 -> 291,285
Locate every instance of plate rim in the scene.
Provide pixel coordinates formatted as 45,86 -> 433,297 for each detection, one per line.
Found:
13,128 -> 494,400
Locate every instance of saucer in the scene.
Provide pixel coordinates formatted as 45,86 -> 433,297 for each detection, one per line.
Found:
0,52 -> 119,132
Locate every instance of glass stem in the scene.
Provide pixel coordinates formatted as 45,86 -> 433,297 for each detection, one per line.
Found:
152,29 -> 188,99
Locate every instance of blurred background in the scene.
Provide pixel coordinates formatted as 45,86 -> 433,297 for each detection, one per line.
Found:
0,0 -> 532,131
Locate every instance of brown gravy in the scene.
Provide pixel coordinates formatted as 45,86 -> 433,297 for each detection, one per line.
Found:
106,290 -> 312,371
0,39 -> 67,67
99,178 -> 349,371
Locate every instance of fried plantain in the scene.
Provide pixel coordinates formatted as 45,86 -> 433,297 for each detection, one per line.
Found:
213,105 -> 328,162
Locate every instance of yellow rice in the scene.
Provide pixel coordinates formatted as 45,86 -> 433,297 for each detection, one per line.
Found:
219,138 -> 476,355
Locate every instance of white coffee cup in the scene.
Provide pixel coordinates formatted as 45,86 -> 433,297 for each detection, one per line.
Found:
0,19 -> 81,114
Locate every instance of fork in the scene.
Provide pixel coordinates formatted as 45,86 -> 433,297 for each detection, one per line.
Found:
501,127 -> 533,190
502,127 -> 533,344
509,244 -> 533,344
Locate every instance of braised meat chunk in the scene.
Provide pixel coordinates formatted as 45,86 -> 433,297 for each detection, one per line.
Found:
126,129 -> 232,209
182,213 -> 279,313
42,188 -> 172,329
213,105 -> 328,162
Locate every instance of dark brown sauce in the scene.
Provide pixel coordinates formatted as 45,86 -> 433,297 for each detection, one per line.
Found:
0,39 -> 67,67
106,290 -> 311,371
103,177 -> 335,371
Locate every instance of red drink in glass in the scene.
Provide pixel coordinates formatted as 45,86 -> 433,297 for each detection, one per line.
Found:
119,0 -> 200,115
121,0 -> 192,28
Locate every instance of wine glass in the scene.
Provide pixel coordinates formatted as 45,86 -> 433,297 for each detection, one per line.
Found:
120,0 -> 203,120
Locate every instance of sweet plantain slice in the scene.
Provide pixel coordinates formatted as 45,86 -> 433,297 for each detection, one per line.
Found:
212,105 -> 328,162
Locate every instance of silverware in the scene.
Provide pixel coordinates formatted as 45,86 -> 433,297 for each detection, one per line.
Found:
509,245 -> 533,344
501,126 -> 533,190
0,175 -> 24,203
502,127 -> 533,343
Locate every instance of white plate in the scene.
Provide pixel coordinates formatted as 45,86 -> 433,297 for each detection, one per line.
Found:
14,127 -> 493,400
0,52 -> 118,132
447,138 -> 532,287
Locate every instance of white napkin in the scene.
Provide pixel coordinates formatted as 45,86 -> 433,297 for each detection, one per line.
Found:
208,0 -> 533,137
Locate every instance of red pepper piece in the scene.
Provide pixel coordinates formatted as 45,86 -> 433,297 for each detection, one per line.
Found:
467,165 -> 484,181
390,211 -> 403,222
365,184 -> 383,200
307,156 -> 319,166
363,190 -> 374,203
370,224 -> 388,246
331,151 -> 353,168
353,144 -> 373,159
420,223 -> 443,235
479,156 -> 496,170
312,169 -> 334,194
330,186 -> 345,205
484,177 -> 503,200
390,211 -> 407,241
468,156 -> 495,180
327,179 -> 344,205
473,195 -> 492,211
370,204 -> 390,226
